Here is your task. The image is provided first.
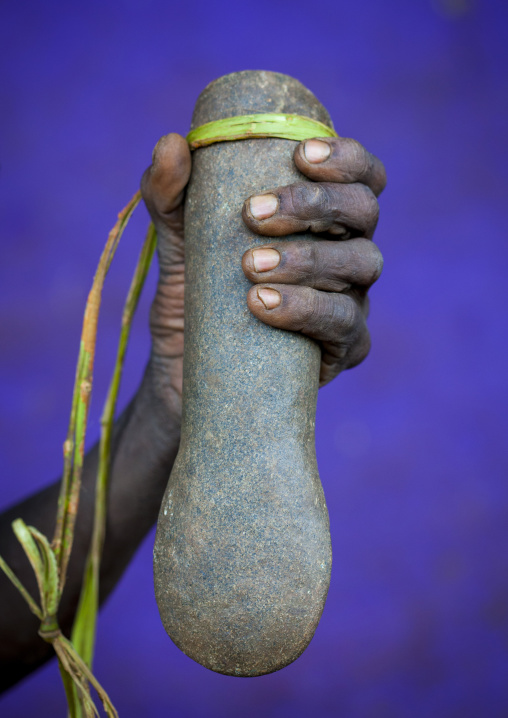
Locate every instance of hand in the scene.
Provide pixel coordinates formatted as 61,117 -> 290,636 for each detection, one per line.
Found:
141,134 -> 189,415
141,133 -> 386,401
241,137 -> 386,385
0,134 -> 386,692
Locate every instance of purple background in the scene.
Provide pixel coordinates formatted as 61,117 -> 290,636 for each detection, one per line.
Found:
1,1 -> 507,716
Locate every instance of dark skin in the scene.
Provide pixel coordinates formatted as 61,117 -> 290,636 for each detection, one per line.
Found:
0,133 -> 386,692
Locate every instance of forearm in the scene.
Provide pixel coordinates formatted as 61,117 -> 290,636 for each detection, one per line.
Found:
0,357 -> 181,692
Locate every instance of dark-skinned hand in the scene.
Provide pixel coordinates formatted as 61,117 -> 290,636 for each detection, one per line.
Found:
0,131 -> 385,692
141,132 -> 386,395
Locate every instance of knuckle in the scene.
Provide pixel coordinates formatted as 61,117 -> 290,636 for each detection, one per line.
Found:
349,138 -> 371,174
309,242 -> 324,285
363,241 -> 384,284
284,241 -> 317,280
288,285 -> 320,332
305,290 -> 346,338
300,285 -> 320,324
285,184 -> 300,216
357,184 -> 380,226
337,138 -> 370,181
314,290 -> 335,329
316,183 -> 337,214
333,294 -> 359,336
288,182 -> 329,219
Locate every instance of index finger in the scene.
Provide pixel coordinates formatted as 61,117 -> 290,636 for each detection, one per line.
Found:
294,137 -> 387,197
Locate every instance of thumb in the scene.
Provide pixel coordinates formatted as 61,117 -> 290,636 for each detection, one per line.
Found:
141,133 -> 191,270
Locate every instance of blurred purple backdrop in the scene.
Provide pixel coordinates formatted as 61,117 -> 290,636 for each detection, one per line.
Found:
1,0 -> 507,716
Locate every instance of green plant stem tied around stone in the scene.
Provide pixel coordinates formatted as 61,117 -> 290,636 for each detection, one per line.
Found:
186,113 -> 338,149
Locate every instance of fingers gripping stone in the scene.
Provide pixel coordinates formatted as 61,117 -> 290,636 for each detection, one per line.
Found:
294,136 -> 387,197
247,282 -> 365,344
242,238 -> 383,292
243,181 -> 380,239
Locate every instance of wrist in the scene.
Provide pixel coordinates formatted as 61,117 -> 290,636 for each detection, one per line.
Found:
136,354 -> 182,443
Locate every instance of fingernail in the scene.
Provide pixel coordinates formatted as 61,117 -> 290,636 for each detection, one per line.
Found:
304,139 -> 331,163
249,193 -> 278,220
257,287 -> 281,310
252,248 -> 280,273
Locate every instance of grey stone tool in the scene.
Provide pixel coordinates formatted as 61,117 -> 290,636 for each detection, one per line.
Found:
153,70 -> 333,677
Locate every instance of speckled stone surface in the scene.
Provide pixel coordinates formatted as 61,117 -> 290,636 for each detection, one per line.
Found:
153,71 -> 333,677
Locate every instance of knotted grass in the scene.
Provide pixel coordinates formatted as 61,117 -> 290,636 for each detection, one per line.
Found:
0,191 -> 156,717
0,112 -> 334,715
